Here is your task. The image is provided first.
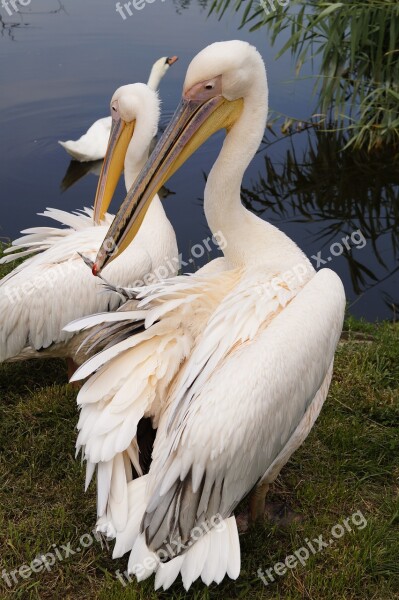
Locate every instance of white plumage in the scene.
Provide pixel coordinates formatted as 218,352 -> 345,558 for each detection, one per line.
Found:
0,83 -> 178,364
58,56 -> 177,162
68,41 -> 346,590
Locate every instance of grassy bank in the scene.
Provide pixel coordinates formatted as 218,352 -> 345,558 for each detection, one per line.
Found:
0,258 -> 398,599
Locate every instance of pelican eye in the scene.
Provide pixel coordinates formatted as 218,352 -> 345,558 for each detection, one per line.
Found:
205,83 -> 214,90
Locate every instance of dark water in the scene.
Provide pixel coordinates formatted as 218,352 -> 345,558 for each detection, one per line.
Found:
0,0 -> 397,320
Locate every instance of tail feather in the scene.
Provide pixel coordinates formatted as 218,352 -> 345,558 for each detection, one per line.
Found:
97,459 -> 113,517
109,453 -> 129,532
85,460 -> 96,491
58,140 -> 91,162
90,444 -> 142,536
201,521 -> 223,585
118,501 -> 240,591
154,555 -> 184,591
96,514 -> 117,540
112,476 -> 148,559
181,529 -> 209,590
226,513 -> 241,579
128,533 -> 159,582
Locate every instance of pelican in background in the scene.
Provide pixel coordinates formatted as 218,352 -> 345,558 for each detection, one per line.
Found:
59,56 -> 178,162
67,41 -> 346,590
0,82 -> 178,372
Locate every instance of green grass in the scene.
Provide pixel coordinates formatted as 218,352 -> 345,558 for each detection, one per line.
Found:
0,260 -> 398,599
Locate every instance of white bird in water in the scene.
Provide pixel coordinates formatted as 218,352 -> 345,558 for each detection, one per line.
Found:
67,40 -> 345,590
59,56 -> 178,162
0,82 -> 178,374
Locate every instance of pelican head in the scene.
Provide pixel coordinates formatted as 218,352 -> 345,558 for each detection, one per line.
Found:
92,40 -> 267,274
93,82 -> 161,224
147,56 -> 179,91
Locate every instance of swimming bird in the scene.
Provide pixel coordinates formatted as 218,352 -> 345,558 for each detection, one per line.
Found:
0,83 -> 178,373
58,56 -> 178,162
67,41 -> 345,590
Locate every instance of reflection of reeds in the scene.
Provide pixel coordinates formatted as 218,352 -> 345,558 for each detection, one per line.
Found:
0,12 -> 26,40
210,0 -> 399,151
0,0 -> 66,41
173,0 -> 210,12
240,128 -> 399,301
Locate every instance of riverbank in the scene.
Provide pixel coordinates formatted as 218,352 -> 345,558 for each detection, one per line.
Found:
0,260 -> 398,599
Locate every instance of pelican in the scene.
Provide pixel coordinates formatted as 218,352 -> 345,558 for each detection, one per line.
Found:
67,41 -> 345,590
58,56 -> 178,162
0,83 -> 178,372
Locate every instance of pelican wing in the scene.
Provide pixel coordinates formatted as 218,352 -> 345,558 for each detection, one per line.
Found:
164,261 -> 313,434
0,208 -> 113,274
0,210 -> 151,362
70,258 -> 236,462
141,269 -> 345,554
69,259 -> 237,529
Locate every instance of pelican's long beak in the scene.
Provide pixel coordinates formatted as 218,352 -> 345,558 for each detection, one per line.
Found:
92,112 -> 135,224
92,92 -> 243,274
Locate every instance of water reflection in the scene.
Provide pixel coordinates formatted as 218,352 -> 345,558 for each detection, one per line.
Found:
60,160 -> 103,192
1,0 -> 396,320
0,0 -> 65,40
211,0 -> 399,151
241,129 -> 399,317
60,160 -> 176,201
18,0 -> 66,16
0,11 -> 28,39
172,0 -> 210,13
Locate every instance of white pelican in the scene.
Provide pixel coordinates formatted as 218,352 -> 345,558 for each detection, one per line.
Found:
59,56 -> 178,162
0,83 -> 178,372
67,41 -> 345,590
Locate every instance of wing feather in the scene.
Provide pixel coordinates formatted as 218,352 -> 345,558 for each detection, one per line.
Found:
141,269 -> 345,554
